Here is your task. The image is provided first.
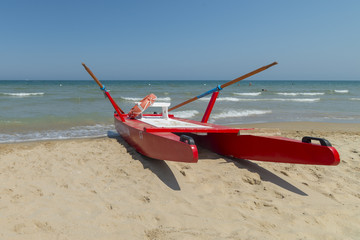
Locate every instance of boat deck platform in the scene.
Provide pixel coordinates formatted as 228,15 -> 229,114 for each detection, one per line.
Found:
138,116 -> 250,133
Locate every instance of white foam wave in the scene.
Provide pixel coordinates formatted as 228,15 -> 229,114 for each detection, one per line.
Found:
156,97 -> 172,101
277,92 -> 324,96
216,97 -> 240,101
172,110 -> 199,118
121,96 -> 171,101
2,92 -> 45,97
0,124 -> 115,143
334,90 -> 349,93
199,97 -> 240,102
275,98 -> 320,102
236,98 -> 320,102
324,116 -> 356,120
212,110 -> 272,119
350,98 -> 360,101
199,97 -> 319,102
234,92 -> 262,96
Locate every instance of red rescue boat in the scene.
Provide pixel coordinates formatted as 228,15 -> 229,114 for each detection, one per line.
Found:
82,62 -> 340,166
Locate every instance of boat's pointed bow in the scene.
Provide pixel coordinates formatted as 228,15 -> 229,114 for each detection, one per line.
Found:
328,147 -> 340,166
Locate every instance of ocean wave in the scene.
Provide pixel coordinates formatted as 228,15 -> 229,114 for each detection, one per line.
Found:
199,97 -> 240,102
273,98 -> 320,102
120,96 -> 171,102
234,92 -> 262,96
0,124 -> 114,143
216,97 -> 240,101
350,98 -> 360,101
58,97 -> 101,103
212,110 -> 272,119
324,116 -> 356,121
172,110 -> 199,118
334,90 -> 349,93
199,97 -> 320,102
276,92 -> 324,96
1,92 -> 45,97
236,98 -> 320,102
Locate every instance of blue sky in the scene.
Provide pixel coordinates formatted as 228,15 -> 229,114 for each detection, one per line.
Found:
0,0 -> 359,80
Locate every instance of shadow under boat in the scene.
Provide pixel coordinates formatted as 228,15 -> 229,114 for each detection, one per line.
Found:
222,156 -> 308,196
108,131 -> 307,195
108,131 -> 181,191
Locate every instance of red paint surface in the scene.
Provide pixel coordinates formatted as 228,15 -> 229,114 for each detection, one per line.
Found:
202,91 -> 219,123
191,133 -> 340,165
114,115 -> 198,163
113,114 -> 340,165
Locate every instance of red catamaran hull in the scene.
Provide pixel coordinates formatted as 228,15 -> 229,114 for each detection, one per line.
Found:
114,114 -> 340,165
191,133 -> 340,165
114,115 -> 198,163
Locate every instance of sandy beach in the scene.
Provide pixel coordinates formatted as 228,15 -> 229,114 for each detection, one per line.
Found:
0,122 -> 359,239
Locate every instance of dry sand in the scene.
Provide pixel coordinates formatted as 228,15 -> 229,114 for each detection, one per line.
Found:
0,122 -> 359,239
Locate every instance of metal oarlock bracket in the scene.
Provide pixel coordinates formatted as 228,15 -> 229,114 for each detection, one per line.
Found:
100,85 -> 108,98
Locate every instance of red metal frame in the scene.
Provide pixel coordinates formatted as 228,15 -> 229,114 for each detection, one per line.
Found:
105,92 -> 125,122
202,91 -> 219,123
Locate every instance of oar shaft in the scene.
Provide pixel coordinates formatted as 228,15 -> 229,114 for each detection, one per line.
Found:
82,63 -> 125,115
169,62 -> 278,112
82,63 -> 104,89
169,96 -> 198,112
169,85 -> 221,112
220,62 -> 277,89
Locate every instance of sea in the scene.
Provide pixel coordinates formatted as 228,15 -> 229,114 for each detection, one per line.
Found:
0,80 -> 359,143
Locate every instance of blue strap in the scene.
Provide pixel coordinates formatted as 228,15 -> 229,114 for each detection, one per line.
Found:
100,85 -> 106,91
196,85 -> 223,99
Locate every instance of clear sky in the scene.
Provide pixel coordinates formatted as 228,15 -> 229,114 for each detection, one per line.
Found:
0,0 -> 359,80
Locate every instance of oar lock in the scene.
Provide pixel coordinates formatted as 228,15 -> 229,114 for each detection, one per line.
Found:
100,85 -> 108,98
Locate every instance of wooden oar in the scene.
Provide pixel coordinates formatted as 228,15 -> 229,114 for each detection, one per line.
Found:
169,62 -> 278,111
82,63 -> 125,115
82,63 -> 105,89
